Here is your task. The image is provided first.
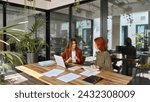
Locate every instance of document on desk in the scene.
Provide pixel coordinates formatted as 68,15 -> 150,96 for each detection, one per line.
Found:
57,73 -> 80,83
42,69 -> 64,77
82,66 -> 99,72
68,66 -> 81,71
80,70 -> 100,77
80,66 -> 100,77
85,56 -> 96,61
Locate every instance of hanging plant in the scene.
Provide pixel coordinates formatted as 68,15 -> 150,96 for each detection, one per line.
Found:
24,0 -> 36,15
74,0 -> 81,13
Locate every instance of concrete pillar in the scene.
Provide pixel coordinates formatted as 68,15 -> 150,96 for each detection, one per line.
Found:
100,0 -> 108,39
112,16 -> 120,49
148,12 -> 150,29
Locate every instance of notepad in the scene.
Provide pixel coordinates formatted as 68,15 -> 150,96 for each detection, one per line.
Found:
57,73 -> 80,83
42,69 -> 64,77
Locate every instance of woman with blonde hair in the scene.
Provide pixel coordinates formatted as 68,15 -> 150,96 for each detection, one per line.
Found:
61,38 -> 84,64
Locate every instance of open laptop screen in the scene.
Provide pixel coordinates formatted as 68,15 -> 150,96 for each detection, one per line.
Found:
54,55 -> 66,68
54,55 -> 75,68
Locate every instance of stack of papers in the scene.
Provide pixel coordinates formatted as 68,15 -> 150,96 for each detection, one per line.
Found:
80,66 -> 100,77
85,56 -> 96,62
68,66 -> 81,71
57,73 -> 80,83
42,69 -> 64,77
80,71 -> 100,77
38,60 -> 56,66
82,66 -> 99,72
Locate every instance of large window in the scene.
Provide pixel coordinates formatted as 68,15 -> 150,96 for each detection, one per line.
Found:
6,5 -> 46,61
50,7 -> 69,58
136,24 -> 148,50
108,0 -> 150,51
72,0 -> 100,56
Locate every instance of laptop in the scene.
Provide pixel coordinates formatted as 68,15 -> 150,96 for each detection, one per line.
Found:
54,55 -> 75,68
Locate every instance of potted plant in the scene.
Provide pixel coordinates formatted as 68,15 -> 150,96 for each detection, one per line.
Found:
0,23 -> 25,84
8,19 -> 45,64
135,33 -> 149,51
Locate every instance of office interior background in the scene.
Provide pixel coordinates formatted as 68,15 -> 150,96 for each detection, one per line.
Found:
0,0 -> 150,61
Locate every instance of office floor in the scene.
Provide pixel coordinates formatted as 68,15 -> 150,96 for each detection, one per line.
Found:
131,70 -> 150,85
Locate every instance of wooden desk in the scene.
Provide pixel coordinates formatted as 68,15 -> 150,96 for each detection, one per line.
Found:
15,64 -> 133,85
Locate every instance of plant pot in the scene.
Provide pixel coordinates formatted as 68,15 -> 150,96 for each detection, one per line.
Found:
27,53 -> 38,64
0,74 -> 5,82
0,73 -> 8,85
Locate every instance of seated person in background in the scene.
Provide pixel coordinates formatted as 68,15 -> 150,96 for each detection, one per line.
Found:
122,37 -> 136,76
91,37 -> 113,71
61,38 -> 84,64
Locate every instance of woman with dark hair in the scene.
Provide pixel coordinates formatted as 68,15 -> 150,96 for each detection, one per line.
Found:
61,38 -> 84,64
122,37 -> 136,76
123,37 -> 136,59
93,37 -> 113,71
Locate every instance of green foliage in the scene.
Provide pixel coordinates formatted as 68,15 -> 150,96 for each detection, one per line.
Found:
8,19 -> 45,53
0,23 -> 25,74
74,0 -> 81,12
135,33 -> 144,47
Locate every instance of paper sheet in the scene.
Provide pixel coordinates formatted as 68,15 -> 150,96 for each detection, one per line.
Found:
82,66 -> 99,72
68,66 -> 81,71
38,60 -> 55,66
80,70 -> 100,77
85,56 -> 96,61
42,69 -> 64,77
57,73 -> 80,83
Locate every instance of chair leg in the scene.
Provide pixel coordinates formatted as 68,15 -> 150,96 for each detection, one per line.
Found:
134,68 -> 138,77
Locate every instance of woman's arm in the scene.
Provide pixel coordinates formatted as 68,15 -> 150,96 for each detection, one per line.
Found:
76,49 -> 84,64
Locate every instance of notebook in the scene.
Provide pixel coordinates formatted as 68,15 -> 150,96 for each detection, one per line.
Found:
83,75 -> 103,84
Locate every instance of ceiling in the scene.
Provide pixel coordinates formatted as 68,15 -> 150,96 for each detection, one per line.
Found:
108,0 -> 150,15
1,0 -> 77,10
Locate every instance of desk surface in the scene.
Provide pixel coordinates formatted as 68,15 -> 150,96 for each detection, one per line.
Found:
16,64 -> 132,85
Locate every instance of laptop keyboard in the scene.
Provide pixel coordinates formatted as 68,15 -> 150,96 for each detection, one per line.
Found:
65,63 -> 75,68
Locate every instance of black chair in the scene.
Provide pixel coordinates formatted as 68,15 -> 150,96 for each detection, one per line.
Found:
111,55 -> 121,73
134,55 -> 150,78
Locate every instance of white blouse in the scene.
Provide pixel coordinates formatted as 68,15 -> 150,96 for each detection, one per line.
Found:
72,50 -> 76,63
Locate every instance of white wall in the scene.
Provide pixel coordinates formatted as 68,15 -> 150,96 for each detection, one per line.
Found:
120,11 -> 148,46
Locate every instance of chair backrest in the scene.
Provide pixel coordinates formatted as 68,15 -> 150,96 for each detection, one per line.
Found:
139,55 -> 150,65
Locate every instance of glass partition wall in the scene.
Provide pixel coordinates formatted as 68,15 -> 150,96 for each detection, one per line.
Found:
50,7 -> 69,58
72,0 -> 100,57
49,0 -> 101,58
6,5 -> 46,62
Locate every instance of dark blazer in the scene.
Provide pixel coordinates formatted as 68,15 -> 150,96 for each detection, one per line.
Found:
122,45 -> 136,59
61,48 -> 84,64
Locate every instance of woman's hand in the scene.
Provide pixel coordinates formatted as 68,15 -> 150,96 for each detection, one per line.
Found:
90,65 -> 100,70
90,65 -> 97,68
66,57 -> 72,63
75,56 -> 80,62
